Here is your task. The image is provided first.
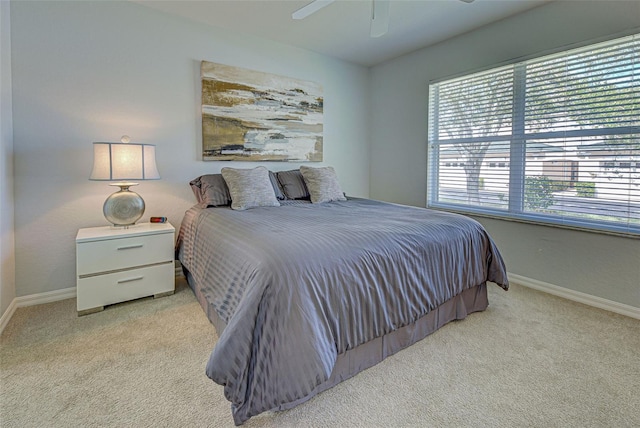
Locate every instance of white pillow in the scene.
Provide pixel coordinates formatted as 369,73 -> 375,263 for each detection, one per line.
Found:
299,166 -> 347,204
221,166 -> 280,211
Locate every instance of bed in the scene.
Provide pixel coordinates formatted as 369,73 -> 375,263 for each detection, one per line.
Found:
177,168 -> 509,425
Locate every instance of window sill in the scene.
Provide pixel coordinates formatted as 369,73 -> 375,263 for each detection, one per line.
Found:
427,203 -> 640,240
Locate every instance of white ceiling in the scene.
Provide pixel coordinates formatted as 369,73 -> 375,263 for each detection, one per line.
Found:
135,0 -> 550,67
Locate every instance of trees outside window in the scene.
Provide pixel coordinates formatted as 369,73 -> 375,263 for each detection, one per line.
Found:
428,34 -> 639,235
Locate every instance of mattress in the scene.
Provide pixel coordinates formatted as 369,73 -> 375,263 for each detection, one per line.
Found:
177,198 -> 509,425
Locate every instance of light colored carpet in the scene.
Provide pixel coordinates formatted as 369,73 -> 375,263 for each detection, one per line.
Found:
1,277 -> 638,428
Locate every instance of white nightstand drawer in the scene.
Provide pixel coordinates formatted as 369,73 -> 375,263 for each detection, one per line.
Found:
77,262 -> 174,312
77,232 -> 173,276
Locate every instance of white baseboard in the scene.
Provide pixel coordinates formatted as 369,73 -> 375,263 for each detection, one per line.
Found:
0,286 -> 77,335
0,298 -> 18,335
508,273 -> 640,320
15,286 -> 77,307
1,269 -> 186,335
4,271 -> 636,334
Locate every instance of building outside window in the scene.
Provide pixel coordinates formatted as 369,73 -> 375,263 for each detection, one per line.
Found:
427,34 -> 639,236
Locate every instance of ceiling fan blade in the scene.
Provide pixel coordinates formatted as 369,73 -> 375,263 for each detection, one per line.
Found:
292,0 -> 336,20
459,0 -> 475,3
370,0 -> 390,38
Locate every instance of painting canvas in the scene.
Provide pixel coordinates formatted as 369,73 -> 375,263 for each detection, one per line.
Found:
201,61 -> 323,161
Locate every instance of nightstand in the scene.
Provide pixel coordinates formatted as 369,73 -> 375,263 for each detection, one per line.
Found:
76,222 -> 175,315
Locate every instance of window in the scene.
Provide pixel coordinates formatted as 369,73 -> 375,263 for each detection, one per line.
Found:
427,34 -> 640,236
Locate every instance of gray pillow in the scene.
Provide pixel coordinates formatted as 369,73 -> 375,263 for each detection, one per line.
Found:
276,169 -> 310,200
269,171 -> 286,200
190,172 -> 284,206
189,174 -> 230,207
221,166 -> 281,211
300,166 -> 347,204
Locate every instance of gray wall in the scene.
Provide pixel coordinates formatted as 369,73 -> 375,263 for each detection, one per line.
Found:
370,1 -> 640,308
1,0 -> 16,317
7,0 -> 640,312
10,1 -> 371,297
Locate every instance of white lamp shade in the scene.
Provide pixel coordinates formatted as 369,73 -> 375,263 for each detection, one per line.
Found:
90,142 -> 160,181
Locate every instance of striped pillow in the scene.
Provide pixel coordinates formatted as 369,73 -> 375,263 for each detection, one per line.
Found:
190,172 -> 284,206
269,171 -> 286,200
276,169 -> 310,200
189,174 -> 231,207
221,167 -> 281,211
299,166 -> 347,204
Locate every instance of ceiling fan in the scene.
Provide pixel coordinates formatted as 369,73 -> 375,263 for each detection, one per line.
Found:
292,0 -> 475,38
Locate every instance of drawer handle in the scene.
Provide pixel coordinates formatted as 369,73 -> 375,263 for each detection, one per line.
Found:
117,276 -> 144,284
117,244 -> 144,250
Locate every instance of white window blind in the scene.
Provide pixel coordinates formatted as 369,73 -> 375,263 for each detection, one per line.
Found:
428,34 -> 640,236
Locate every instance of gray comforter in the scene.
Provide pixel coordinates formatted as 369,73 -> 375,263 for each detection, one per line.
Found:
177,198 -> 508,425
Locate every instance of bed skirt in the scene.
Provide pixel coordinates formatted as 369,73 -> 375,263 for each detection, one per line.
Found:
185,268 -> 488,420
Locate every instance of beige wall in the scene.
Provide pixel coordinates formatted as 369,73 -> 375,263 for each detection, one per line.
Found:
10,1 -> 371,297
370,1 -> 640,308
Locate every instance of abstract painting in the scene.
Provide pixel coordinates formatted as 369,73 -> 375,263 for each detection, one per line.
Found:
201,61 -> 323,161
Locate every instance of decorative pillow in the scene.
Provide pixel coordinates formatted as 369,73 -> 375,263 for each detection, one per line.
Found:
221,166 -> 281,211
269,171 -> 286,200
189,174 -> 231,207
190,172 -> 284,206
276,169 -> 310,200
300,166 -> 347,204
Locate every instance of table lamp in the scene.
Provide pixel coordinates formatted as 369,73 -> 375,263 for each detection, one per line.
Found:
90,136 -> 160,227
